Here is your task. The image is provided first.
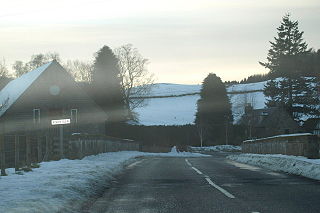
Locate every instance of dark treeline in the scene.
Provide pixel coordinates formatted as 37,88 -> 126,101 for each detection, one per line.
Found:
239,74 -> 270,84
107,123 -> 200,148
107,123 -> 245,148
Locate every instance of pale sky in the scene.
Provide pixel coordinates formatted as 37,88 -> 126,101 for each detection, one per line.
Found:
0,0 -> 319,84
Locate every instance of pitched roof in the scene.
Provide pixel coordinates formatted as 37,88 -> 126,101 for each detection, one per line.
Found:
0,61 -> 53,117
239,107 -> 298,128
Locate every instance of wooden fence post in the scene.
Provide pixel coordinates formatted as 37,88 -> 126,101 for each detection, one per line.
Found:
59,125 -> 64,159
37,136 -> 42,162
26,136 -> 31,168
15,135 -> 20,172
44,135 -> 49,161
78,139 -> 82,159
0,134 -> 6,176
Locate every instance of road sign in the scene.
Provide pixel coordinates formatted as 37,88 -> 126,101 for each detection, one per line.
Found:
51,119 -> 70,125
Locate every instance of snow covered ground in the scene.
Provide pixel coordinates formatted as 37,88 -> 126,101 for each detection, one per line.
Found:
227,81 -> 266,93
0,150 -> 207,213
134,94 -> 199,126
191,145 -> 242,152
227,153 -> 320,180
137,83 -> 201,97
134,82 -> 267,126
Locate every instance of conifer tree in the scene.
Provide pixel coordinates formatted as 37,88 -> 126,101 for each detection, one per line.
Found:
91,45 -> 125,122
260,14 -> 318,120
260,14 -> 309,78
195,73 -> 233,145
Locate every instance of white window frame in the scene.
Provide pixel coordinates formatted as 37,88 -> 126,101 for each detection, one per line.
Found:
71,109 -> 78,123
33,108 -> 40,124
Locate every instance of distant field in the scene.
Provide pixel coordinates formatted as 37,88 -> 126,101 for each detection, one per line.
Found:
133,82 -> 267,126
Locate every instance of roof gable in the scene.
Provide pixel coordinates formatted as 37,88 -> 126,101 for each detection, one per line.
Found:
0,62 -> 53,117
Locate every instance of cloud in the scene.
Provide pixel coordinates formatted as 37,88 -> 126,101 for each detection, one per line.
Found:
0,0 -> 319,83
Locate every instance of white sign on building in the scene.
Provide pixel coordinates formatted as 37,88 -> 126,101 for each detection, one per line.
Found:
51,119 -> 71,125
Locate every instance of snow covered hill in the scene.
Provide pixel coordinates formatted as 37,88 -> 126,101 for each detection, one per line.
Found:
133,81 -> 268,126
136,83 -> 202,97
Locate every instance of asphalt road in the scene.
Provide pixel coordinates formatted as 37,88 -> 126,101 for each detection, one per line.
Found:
82,153 -> 320,213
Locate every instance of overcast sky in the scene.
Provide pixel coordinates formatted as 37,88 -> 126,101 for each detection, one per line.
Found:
0,0 -> 319,84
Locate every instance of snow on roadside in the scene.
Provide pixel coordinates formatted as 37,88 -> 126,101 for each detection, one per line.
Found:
227,153 -> 320,180
191,145 -> 242,152
0,150 -> 207,213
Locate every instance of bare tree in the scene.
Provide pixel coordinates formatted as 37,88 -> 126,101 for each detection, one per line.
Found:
0,58 -> 8,78
13,52 -> 61,77
64,60 -> 93,82
196,123 -> 205,147
114,44 -> 154,120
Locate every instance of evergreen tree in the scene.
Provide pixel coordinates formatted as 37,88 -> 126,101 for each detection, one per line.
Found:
91,45 -> 125,122
195,73 -> 233,145
260,14 -> 320,120
263,79 -> 281,107
260,14 -> 309,78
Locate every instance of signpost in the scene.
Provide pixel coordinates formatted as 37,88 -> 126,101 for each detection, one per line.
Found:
51,119 -> 70,159
51,119 -> 70,126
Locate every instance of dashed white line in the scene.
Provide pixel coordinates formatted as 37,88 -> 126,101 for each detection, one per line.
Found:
205,177 -> 235,199
185,158 -> 236,199
185,159 -> 192,166
191,166 -> 203,175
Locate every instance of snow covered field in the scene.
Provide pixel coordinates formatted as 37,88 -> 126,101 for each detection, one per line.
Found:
134,94 -> 199,126
191,145 -> 242,152
0,150 -> 207,213
137,83 -> 201,97
134,82 -> 267,126
227,153 -> 320,180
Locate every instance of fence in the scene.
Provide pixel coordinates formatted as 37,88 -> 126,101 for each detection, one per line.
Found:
0,134 -> 140,176
242,133 -> 319,159
68,136 -> 140,159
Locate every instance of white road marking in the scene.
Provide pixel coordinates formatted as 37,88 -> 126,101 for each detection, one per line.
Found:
185,158 -> 236,199
185,159 -> 192,166
205,177 -> 235,199
227,160 -> 261,171
127,159 -> 144,168
191,167 -> 203,175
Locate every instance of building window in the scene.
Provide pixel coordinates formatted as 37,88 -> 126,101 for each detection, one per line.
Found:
33,109 -> 40,124
71,109 -> 78,123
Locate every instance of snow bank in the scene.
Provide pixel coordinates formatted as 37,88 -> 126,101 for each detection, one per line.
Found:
227,153 -> 320,180
0,150 -> 207,213
191,145 -> 242,152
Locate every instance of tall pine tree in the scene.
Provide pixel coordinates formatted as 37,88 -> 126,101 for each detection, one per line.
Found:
195,73 -> 233,145
260,14 -> 309,78
260,14 -> 319,120
91,45 -> 125,122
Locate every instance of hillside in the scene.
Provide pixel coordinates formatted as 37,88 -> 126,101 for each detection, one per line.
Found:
133,81 -> 267,126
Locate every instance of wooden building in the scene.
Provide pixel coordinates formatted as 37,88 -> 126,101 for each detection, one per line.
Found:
238,105 -> 301,139
303,118 -> 320,136
0,61 -> 107,136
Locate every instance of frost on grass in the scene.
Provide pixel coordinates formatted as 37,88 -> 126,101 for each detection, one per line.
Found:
227,153 -> 320,180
